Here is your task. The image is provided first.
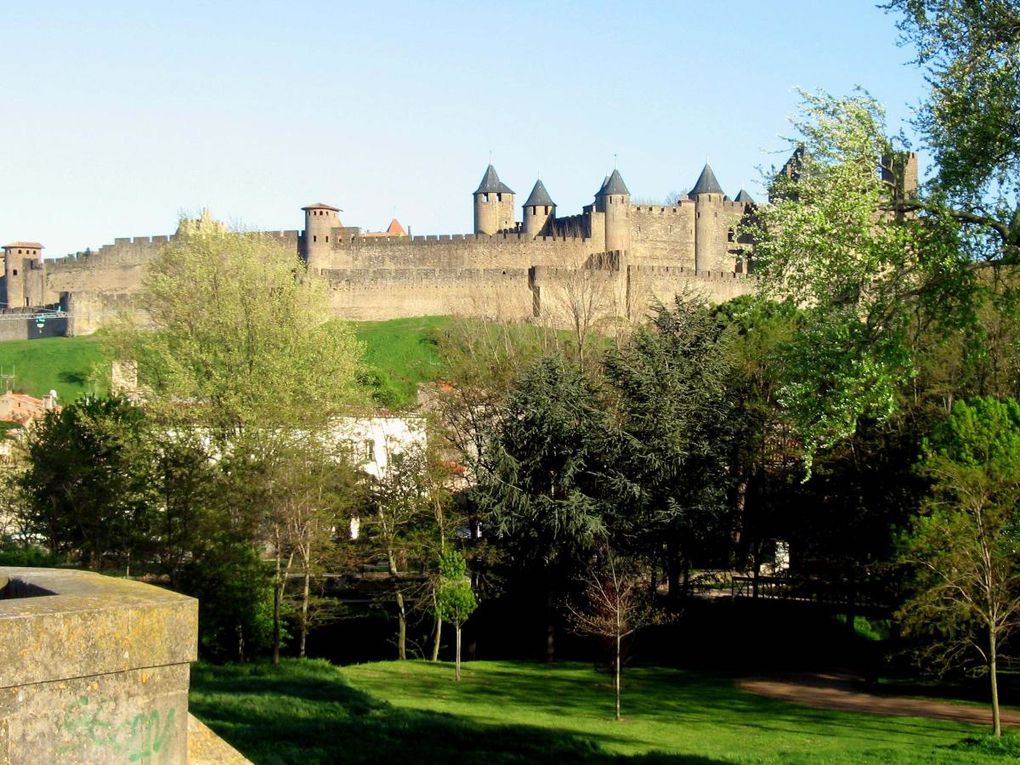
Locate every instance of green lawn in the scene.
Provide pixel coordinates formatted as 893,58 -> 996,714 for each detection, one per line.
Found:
189,659 -> 1011,765
0,316 -> 451,408
0,335 -> 109,400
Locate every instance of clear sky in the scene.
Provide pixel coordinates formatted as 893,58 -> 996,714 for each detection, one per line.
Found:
2,1 -> 927,257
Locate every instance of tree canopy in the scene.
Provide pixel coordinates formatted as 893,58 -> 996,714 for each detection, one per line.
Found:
118,219 -> 364,431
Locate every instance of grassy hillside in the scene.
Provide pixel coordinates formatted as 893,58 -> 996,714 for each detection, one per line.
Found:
190,659 -> 1012,765
0,336 -> 109,401
0,316 -> 451,408
350,315 -> 450,408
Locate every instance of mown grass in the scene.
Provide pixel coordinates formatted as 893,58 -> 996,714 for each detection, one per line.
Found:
189,658 -> 1013,765
0,316 -> 451,408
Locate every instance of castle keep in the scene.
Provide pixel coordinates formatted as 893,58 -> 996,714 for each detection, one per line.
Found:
2,163 -> 758,334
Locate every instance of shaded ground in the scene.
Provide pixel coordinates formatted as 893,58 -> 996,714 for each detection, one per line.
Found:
739,672 -> 1020,728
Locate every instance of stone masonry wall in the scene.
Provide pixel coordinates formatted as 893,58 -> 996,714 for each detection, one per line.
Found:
629,203 -> 697,268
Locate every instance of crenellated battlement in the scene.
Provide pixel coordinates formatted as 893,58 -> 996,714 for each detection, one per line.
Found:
4,158 -> 764,333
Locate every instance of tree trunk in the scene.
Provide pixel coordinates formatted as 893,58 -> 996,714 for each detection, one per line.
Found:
396,590 -> 407,660
732,476 -> 748,556
299,567 -> 311,659
615,632 -> 622,721
455,624 -> 462,682
387,547 -> 406,660
990,629 -> 1002,737
665,540 -> 681,601
431,612 -> 442,662
546,590 -> 556,663
273,550 -> 283,666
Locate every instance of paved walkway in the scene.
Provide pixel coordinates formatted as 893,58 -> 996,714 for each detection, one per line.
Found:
739,672 -> 1020,728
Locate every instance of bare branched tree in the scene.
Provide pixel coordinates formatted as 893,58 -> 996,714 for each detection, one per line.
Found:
568,554 -> 657,721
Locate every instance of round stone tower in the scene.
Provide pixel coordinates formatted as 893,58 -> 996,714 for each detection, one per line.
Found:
523,180 -> 555,238
473,165 -> 515,235
601,169 -> 631,253
689,163 -> 725,272
301,203 -> 341,271
2,241 -> 42,309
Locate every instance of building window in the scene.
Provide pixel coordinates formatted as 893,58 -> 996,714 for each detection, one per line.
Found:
363,439 -> 375,462
313,235 -> 317,242
497,193 -> 502,202
11,270 -> 16,276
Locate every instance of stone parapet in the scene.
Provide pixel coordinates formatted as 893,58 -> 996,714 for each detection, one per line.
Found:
0,567 -> 198,764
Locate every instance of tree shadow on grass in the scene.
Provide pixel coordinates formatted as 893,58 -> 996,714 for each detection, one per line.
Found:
190,661 -> 726,765
58,370 -> 87,386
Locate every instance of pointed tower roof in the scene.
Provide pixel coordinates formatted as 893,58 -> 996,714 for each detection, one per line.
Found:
734,189 -> 755,204
524,180 -> 555,207
386,218 -> 406,235
602,169 -> 630,195
688,163 -> 724,198
475,165 -> 514,195
595,175 -> 610,197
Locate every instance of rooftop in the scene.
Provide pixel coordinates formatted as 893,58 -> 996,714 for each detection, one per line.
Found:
475,165 -> 514,195
3,242 -> 43,250
602,169 -> 630,196
689,163 -> 725,197
524,180 -> 555,207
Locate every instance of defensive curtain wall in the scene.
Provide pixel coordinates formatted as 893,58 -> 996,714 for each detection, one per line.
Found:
2,162 -> 760,335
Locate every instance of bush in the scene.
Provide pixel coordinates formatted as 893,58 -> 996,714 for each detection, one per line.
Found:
175,543 -> 275,662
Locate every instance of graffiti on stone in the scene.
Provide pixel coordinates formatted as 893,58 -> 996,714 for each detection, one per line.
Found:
59,695 -> 176,762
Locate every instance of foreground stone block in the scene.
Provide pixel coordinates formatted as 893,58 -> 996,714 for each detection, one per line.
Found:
0,567 -> 198,764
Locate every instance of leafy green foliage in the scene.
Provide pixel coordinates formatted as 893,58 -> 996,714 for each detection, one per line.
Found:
19,395 -> 151,569
749,92 -> 954,464
178,542 -> 275,662
483,355 -> 610,571
898,397 -> 1020,734
603,297 -> 736,586
887,0 -> 1020,226
434,550 -> 477,627
115,222 -> 364,431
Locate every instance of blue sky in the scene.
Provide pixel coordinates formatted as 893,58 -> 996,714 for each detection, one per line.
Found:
2,1 -> 927,256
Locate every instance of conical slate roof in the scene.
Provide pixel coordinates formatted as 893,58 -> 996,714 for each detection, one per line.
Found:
602,169 -> 630,195
595,175 -> 610,197
475,164 -> 514,195
689,163 -> 724,197
524,180 -> 555,207
734,189 -> 755,204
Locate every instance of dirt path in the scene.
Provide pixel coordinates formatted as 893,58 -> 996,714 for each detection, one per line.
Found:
739,672 -> 1020,728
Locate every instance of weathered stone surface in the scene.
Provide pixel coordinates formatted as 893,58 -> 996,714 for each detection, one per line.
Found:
187,714 -> 251,765
0,567 -> 198,764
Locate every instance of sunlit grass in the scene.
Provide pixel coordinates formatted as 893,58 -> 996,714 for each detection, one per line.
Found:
190,658 -> 1011,765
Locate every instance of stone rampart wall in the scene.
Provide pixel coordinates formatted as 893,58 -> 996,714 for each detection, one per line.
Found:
324,231 -> 603,272
629,203 -> 697,267
323,266 -> 535,320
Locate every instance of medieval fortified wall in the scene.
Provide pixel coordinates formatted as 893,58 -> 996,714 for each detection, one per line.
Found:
1,160 -> 831,334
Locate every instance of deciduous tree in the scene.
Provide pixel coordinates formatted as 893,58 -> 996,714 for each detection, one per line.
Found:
898,397 -> 1020,736
434,549 -> 478,681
